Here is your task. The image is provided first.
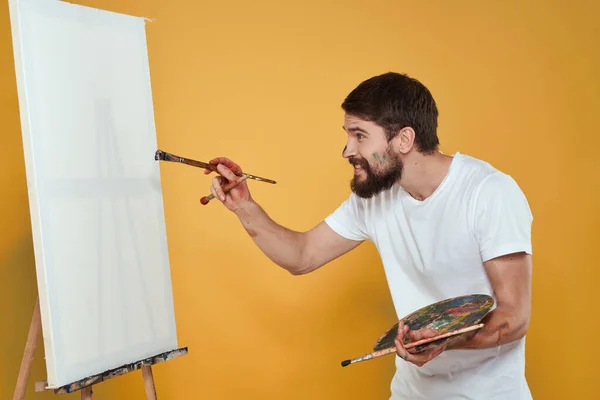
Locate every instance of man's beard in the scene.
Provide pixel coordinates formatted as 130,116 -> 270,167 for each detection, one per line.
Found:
349,150 -> 403,198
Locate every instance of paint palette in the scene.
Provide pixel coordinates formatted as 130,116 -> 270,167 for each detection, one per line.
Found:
373,294 -> 494,353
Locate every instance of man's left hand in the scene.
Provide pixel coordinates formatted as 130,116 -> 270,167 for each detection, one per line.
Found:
394,321 -> 447,367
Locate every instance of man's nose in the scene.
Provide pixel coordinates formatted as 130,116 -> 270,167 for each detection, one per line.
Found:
342,142 -> 357,158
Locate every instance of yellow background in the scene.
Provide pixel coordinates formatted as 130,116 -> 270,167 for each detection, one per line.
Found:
1,0 -> 598,398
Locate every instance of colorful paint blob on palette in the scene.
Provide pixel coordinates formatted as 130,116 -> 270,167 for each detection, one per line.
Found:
373,294 -> 494,353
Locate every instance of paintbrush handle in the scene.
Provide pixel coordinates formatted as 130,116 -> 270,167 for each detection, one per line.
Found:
155,150 -> 276,184
200,174 -> 249,205
404,323 -> 484,349
341,323 -> 484,367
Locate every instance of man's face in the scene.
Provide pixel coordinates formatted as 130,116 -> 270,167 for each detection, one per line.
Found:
342,114 -> 403,198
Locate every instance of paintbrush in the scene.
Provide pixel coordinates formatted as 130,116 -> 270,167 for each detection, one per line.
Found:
200,174 -> 249,205
155,150 -> 277,185
340,323 -> 484,367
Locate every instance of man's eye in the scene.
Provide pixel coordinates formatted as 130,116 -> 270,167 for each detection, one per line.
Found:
357,134 -> 365,140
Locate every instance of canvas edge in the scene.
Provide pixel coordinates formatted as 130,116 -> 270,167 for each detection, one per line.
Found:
7,0 -> 59,387
137,13 -> 180,348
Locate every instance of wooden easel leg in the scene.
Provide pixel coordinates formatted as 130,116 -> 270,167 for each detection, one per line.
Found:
13,297 -> 42,400
81,386 -> 93,399
141,365 -> 158,400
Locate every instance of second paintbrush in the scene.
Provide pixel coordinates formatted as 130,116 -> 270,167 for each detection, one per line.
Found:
341,323 -> 484,367
200,174 -> 249,205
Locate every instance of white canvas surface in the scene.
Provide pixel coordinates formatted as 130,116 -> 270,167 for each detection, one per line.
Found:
8,0 -> 178,387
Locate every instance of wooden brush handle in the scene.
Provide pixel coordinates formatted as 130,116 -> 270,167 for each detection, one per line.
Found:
156,150 -> 276,184
341,323 -> 485,368
404,323 -> 484,349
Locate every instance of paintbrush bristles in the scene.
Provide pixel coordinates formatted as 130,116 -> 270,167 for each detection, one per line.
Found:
342,347 -> 396,367
155,150 -> 215,170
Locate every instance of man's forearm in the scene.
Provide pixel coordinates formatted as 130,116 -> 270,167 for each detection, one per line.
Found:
447,307 -> 529,350
233,200 -> 308,274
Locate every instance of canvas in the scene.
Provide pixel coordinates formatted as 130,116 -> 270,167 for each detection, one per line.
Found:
8,0 -> 178,388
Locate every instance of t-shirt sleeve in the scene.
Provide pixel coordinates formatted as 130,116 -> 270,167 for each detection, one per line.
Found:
324,193 -> 370,242
472,172 -> 533,262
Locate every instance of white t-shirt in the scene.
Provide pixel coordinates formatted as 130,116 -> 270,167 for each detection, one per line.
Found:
325,152 -> 533,400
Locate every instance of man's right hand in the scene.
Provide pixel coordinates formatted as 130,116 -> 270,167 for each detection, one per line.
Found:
204,157 -> 252,212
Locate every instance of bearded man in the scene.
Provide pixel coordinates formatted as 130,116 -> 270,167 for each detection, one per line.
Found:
205,72 -> 534,400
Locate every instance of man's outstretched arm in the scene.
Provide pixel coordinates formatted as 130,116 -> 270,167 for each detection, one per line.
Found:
206,157 -> 363,275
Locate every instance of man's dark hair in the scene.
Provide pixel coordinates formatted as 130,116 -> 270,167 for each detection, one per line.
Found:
341,72 -> 439,154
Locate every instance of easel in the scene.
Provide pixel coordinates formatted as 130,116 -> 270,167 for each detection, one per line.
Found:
13,298 -> 187,399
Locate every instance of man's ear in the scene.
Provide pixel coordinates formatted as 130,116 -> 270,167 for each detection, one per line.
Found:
391,127 -> 416,155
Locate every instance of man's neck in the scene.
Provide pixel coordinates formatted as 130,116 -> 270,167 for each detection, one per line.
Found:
398,151 -> 454,201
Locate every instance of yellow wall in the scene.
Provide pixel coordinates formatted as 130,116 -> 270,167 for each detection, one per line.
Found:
1,0 -> 598,398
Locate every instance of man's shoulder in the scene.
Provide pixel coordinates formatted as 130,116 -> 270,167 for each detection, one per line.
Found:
455,152 -> 499,179
453,152 -> 519,192
454,153 -> 530,212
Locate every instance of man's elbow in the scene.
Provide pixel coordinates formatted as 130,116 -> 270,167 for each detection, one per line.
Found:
289,268 -> 307,276
287,239 -> 320,276
514,313 -> 531,340
496,306 -> 530,343
287,259 -> 318,276
272,258 -> 311,276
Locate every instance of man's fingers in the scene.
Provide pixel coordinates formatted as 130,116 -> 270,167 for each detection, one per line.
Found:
212,176 -> 226,202
414,343 -> 447,363
395,323 -> 407,343
209,157 -> 243,174
210,185 -> 219,201
395,337 -> 410,362
395,324 -> 413,362
410,328 -> 439,341
413,344 -> 446,366
203,157 -> 247,207
394,321 -> 448,366
217,163 -> 241,182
